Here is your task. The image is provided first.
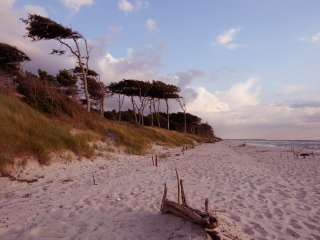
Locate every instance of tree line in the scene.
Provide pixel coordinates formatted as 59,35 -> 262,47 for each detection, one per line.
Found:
0,14 -> 215,138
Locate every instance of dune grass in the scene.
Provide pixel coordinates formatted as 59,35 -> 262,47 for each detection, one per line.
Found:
0,91 -> 208,174
0,93 -> 97,173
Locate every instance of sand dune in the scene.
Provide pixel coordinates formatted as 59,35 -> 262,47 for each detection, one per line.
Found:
0,140 -> 319,239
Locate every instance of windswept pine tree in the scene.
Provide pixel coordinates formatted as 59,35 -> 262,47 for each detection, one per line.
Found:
22,14 -> 93,112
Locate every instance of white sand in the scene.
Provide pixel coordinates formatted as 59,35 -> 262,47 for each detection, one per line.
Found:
0,140 -> 319,240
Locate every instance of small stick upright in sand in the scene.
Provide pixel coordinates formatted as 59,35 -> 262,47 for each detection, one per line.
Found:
155,154 -> 158,167
92,173 -> 97,185
180,179 -> 187,206
205,198 -> 209,213
175,168 -> 180,204
152,155 -> 154,166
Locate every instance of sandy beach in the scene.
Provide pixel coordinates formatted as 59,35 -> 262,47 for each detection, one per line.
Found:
0,140 -> 319,240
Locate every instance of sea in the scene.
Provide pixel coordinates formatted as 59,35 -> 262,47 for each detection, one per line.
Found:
240,139 -> 320,152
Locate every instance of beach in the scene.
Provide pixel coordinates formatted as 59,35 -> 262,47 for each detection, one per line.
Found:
0,140 -> 319,240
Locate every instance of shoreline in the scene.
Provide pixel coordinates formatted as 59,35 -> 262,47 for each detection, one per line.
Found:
1,140 -> 319,239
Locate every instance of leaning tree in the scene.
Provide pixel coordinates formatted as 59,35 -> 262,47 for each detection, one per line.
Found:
0,42 -> 30,74
22,14 -> 92,112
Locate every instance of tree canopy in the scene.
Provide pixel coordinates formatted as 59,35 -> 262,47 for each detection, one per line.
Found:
0,42 -> 30,73
21,14 -> 81,41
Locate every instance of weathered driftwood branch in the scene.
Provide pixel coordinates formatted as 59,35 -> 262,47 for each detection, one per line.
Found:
160,171 -> 219,230
289,146 -> 304,159
2,173 -> 38,183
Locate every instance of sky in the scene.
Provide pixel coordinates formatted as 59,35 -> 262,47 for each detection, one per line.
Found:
1,0 -> 320,140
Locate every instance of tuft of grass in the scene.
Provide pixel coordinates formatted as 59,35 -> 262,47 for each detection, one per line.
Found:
0,93 -> 96,173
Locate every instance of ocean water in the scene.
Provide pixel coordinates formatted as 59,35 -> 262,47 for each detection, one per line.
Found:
242,139 -> 320,152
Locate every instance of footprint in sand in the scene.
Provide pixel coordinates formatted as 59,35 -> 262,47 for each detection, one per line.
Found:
286,228 -> 300,238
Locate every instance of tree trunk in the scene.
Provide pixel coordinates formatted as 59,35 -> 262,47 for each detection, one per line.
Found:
99,98 -> 104,117
165,98 -> 169,130
82,72 -> 91,112
184,112 -> 187,133
131,96 -> 137,123
150,102 -> 153,127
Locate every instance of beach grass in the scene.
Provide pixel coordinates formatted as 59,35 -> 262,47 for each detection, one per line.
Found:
0,93 -> 96,173
0,93 -> 206,173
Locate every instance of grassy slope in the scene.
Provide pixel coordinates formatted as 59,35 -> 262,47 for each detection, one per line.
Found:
0,93 -> 202,173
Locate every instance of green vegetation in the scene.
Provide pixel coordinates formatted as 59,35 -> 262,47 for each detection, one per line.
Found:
0,15 -> 220,174
0,93 -> 96,173
0,91 -> 203,173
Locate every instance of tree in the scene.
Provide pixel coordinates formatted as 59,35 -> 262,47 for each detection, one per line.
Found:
87,76 -> 107,116
38,69 -> 57,85
177,97 -> 187,133
22,14 -> 92,112
0,42 -> 30,73
56,69 -> 78,98
108,80 -> 127,121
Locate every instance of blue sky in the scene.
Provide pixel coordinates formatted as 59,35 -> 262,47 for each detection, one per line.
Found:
1,0 -> 320,139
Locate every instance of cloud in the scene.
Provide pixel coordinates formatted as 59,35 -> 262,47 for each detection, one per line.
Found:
299,33 -> 320,43
118,0 -> 133,13
24,5 -> 47,16
214,28 -> 241,49
187,87 -> 230,113
218,77 -> 261,108
97,45 -> 165,83
289,101 -> 320,109
146,18 -> 157,32
60,0 -> 93,13
0,1 -> 75,74
118,0 -> 149,14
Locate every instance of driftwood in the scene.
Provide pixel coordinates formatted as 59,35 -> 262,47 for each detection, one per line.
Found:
160,170 -> 219,230
300,152 -> 314,159
288,146 -> 304,159
2,173 -> 38,183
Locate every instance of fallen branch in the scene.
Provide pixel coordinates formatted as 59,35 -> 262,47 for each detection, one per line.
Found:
160,170 -> 219,231
2,173 -> 38,183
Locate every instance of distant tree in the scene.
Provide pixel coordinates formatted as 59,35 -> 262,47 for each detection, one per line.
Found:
38,69 -> 57,85
87,76 -> 107,116
108,80 -> 127,121
22,14 -> 92,112
56,69 -> 78,98
177,97 -> 187,133
0,42 -> 30,74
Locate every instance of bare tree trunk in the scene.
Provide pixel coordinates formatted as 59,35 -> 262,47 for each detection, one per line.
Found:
131,96 -> 137,123
150,101 -> 153,127
153,99 -> 161,128
165,98 -> 169,130
99,98 -> 104,117
114,94 -> 125,121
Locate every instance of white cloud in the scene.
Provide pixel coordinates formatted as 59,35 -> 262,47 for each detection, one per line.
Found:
299,33 -> 320,43
118,0 -> 149,14
0,1 -> 76,74
186,87 -> 230,113
24,5 -> 47,16
146,18 -> 157,31
118,0 -> 133,13
97,46 -> 165,83
219,77 -> 261,108
60,0 -> 93,13
214,28 -> 241,49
